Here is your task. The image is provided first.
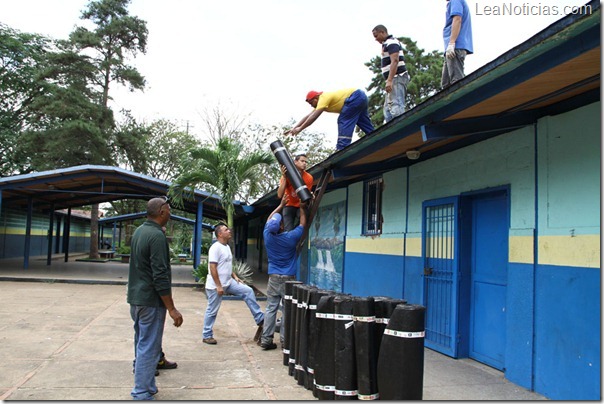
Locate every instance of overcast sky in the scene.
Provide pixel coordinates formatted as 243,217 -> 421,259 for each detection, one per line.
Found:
1,0 -> 592,148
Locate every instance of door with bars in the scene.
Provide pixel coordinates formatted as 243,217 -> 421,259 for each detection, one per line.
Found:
422,197 -> 460,357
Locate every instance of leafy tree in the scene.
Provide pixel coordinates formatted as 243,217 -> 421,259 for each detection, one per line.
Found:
66,0 -> 148,259
17,47 -> 114,170
0,24 -> 51,176
365,37 -> 443,127
111,115 -> 199,246
114,114 -> 198,182
169,136 -> 274,230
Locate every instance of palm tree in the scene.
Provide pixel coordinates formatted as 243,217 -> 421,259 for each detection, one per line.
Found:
168,136 -> 274,229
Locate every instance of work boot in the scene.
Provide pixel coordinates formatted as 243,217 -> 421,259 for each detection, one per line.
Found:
261,341 -> 277,350
157,358 -> 177,369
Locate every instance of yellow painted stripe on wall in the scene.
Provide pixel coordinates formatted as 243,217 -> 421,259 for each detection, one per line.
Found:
406,237 -> 422,257
1,228 -> 89,237
346,237 -> 404,256
539,235 -> 600,268
509,236 -> 534,264
3,228 -> 49,236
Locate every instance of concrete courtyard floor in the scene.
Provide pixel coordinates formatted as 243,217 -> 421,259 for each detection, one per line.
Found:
0,255 -> 546,400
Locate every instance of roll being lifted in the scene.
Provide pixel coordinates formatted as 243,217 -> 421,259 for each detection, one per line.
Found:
270,140 -> 313,203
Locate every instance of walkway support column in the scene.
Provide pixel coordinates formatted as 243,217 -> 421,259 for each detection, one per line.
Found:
193,200 -> 203,269
63,208 -> 71,262
24,197 -> 33,269
47,203 -> 54,266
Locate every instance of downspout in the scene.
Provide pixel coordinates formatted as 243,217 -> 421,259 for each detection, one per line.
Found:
531,122 -> 539,391
402,166 -> 410,298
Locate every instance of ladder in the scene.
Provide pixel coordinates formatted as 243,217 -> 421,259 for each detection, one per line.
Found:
296,168 -> 332,255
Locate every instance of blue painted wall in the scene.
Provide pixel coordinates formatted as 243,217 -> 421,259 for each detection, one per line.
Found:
534,265 -> 600,399
246,101 -> 599,399
327,102 -> 600,399
343,252 -> 403,298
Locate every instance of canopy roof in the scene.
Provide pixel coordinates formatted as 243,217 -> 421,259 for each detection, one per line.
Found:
0,165 -> 239,221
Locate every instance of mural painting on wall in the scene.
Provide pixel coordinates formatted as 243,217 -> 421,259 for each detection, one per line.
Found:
309,201 -> 345,292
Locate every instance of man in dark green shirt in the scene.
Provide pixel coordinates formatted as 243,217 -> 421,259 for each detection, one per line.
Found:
127,197 -> 183,400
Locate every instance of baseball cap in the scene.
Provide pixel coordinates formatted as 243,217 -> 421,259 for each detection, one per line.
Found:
265,213 -> 282,233
306,91 -> 323,102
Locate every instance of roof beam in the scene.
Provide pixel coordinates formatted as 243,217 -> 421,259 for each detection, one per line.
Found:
421,110 -> 538,141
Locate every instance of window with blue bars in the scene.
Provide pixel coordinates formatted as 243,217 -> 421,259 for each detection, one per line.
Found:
362,177 -> 383,236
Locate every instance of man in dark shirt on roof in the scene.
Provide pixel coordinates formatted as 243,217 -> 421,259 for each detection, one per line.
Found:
259,196 -> 306,350
372,24 -> 410,122
127,197 -> 183,400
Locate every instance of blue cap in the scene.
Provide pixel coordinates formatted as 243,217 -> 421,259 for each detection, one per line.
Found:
265,213 -> 282,233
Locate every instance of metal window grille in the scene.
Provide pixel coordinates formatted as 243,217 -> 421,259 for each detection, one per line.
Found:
363,177 -> 383,235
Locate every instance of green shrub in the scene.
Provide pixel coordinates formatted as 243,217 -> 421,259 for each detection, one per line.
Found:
192,261 -> 208,285
232,260 -> 254,285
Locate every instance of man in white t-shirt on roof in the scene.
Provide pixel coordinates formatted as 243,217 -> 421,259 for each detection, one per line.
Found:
201,223 -> 264,345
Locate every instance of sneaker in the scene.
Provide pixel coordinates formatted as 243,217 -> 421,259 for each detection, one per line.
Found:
157,358 -> 178,369
261,341 -> 277,350
253,320 -> 264,342
203,337 -> 217,345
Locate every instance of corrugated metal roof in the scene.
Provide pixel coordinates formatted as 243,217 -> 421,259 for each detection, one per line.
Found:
0,165 -> 228,220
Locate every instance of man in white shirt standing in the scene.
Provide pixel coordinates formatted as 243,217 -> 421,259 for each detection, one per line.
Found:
202,223 -> 264,344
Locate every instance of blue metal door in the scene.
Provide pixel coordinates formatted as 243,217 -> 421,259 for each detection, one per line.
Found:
422,197 -> 459,357
469,192 -> 508,370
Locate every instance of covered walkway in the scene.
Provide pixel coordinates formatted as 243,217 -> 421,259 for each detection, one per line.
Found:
0,165 -> 254,269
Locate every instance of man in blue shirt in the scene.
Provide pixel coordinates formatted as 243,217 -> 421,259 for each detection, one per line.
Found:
442,0 -> 473,87
259,196 -> 307,350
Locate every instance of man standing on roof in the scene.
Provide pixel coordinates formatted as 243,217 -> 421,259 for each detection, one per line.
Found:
286,89 -> 375,151
277,153 -> 314,231
372,24 -> 410,122
442,0 -> 473,88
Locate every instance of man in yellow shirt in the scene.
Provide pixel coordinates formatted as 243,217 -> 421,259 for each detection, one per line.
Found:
286,88 -> 374,151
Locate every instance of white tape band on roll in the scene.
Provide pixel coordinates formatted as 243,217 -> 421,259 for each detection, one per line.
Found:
383,329 -> 425,338
314,382 -> 336,392
335,389 -> 358,397
295,185 -> 308,193
353,315 -> 376,322
358,392 -> 380,400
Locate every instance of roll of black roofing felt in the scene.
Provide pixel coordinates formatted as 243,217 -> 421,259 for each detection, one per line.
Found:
306,288 -> 330,392
296,285 -> 315,386
283,281 -> 302,367
352,296 -> 379,400
314,293 -> 337,400
334,294 -> 357,400
377,304 -> 426,400
373,297 -> 407,359
270,140 -> 312,203
289,283 -> 303,376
